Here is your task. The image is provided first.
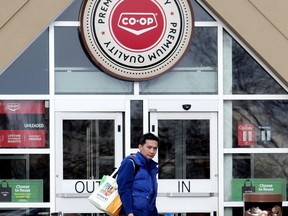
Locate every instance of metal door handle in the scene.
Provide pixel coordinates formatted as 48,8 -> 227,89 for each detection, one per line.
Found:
158,192 -> 217,197
51,212 -> 62,216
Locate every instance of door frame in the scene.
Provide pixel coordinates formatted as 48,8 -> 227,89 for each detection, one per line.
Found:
150,111 -> 218,214
54,111 -> 123,213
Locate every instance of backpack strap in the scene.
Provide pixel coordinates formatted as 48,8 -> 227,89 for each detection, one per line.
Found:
129,158 -> 140,176
112,157 -> 140,178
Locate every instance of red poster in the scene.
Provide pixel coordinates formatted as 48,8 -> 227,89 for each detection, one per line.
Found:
0,101 -> 45,114
0,130 -> 45,147
238,124 -> 255,146
0,101 -> 46,148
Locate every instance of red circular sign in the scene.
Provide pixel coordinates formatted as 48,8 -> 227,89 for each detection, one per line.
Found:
80,0 -> 194,81
110,0 -> 166,52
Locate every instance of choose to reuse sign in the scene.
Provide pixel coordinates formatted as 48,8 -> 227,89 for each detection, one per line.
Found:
0,179 -> 43,202
231,178 -> 286,201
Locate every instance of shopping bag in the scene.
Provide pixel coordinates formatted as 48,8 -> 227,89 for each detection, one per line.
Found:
89,169 -> 122,216
0,180 -> 12,202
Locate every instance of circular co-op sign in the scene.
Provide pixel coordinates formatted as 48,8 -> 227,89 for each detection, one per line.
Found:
80,0 -> 194,81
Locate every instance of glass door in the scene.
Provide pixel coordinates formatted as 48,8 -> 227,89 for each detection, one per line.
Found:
150,112 -> 218,215
55,112 -> 123,213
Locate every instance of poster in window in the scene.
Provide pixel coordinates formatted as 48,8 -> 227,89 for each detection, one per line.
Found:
258,125 -> 272,144
0,101 -> 46,147
238,124 -> 255,146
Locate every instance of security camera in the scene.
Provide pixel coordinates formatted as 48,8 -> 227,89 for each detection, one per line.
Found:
182,104 -> 191,111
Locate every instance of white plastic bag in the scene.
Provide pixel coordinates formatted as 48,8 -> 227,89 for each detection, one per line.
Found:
88,169 -> 122,216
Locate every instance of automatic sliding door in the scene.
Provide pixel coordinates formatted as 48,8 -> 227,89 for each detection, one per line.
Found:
63,119 -> 115,179
158,119 -> 210,180
150,112 -> 218,214
55,112 -> 123,213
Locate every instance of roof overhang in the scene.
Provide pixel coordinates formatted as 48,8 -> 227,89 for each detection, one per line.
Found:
0,0 -> 73,74
202,0 -> 288,85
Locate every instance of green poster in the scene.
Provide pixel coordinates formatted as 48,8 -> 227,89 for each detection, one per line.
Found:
0,179 -> 43,202
231,178 -> 286,201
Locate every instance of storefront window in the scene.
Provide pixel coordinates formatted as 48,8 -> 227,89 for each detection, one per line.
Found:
0,208 -> 50,216
0,100 -> 49,148
0,100 -> 50,205
223,31 -> 287,94
54,27 -> 133,94
224,153 -> 288,202
224,100 -> 288,148
130,100 -> 143,148
54,0 -> 216,94
140,27 -> 217,94
0,154 -> 50,202
0,30 -> 49,94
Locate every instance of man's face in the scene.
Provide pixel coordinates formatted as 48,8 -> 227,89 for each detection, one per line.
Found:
139,139 -> 158,160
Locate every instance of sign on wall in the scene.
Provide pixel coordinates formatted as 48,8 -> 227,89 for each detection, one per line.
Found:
0,101 -> 46,147
79,0 -> 194,81
0,180 -> 43,202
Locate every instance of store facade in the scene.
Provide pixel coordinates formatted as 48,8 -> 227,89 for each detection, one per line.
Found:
0,0 -> 288,215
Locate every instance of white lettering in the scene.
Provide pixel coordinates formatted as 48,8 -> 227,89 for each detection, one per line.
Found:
121,17 -> 154,26
24,123 -> 44,129
16,185 -> 29,189
259,184 -> 273,187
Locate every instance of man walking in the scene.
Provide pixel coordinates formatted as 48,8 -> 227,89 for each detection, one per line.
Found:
117,133 -> 160,216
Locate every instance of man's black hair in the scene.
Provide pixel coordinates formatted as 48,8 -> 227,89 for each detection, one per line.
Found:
139,133 -> 160,146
